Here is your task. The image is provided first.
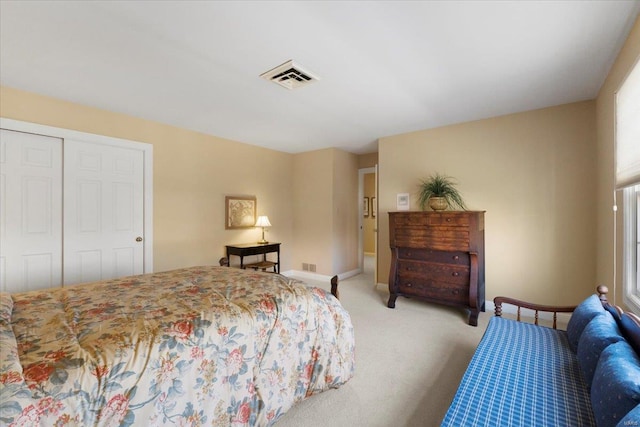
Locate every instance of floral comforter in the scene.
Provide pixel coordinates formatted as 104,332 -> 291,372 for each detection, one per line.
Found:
0,266 -> 355,426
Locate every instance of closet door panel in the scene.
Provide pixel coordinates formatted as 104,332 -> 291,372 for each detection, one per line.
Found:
0,129 -> 62,292
63,139 -> 144,285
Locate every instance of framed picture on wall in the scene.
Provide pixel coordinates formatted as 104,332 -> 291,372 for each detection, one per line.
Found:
397,193 -> 410,211
225,196 -> 257,229
372,197 -> 376,218
363,197 -> 370,217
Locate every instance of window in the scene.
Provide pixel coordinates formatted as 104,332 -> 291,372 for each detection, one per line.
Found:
623,185 -> 640,312
617,55 -> 640,313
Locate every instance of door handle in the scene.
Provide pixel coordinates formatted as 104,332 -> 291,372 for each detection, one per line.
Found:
136,237 -> 143,242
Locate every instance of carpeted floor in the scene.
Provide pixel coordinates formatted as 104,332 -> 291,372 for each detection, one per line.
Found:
276,256 -> 491,427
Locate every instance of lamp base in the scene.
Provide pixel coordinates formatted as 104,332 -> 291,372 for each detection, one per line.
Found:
257,239 -> 269,244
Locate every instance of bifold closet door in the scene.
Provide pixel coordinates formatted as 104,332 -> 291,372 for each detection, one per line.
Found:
63,139 -> 145,285
0,129 -> 63,292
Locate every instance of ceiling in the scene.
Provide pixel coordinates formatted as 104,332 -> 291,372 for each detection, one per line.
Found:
1,1 -> 639,155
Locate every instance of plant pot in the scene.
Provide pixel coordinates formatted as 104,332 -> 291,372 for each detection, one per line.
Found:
428,197 -> 448,211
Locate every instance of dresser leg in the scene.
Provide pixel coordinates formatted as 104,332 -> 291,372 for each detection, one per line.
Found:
387,294 -> 397,308
468,310 -> 479,327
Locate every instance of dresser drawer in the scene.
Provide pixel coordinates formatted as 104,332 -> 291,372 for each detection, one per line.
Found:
396,279 -> 468,305
397,260 -> 470,286
391,212 -> 471,227
426,213 -> 470,227
393,228 -> 470,251
398,248 -> 469,265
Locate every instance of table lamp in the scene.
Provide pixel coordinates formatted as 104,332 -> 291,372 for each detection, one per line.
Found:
255,216 -> 271,244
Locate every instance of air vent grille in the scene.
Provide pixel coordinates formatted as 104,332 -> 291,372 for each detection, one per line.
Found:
260,60 -> 320,90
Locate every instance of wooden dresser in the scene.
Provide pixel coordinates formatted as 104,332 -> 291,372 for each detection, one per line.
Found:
388,211 -> 485,326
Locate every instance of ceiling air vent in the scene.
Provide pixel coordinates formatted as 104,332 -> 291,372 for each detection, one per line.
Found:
260,60 -> 320,90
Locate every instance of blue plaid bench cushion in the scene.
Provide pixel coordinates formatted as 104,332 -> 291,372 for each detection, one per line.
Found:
442,316 -> 595,426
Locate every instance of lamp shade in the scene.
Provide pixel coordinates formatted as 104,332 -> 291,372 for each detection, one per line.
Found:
255,216 -> 271,227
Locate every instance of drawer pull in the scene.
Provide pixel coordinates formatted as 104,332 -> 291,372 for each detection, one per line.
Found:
446,218 -> 452,222
453,255 -> 459,260
406,283 -> 413,287
452,272 -> 459,277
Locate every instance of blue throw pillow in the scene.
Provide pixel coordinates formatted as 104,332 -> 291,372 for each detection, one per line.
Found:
605,304 -> 622,323
567,294 -> 605,352
616,403 -> 640,427
591,341 -> 640,427
577,312 -> 624,386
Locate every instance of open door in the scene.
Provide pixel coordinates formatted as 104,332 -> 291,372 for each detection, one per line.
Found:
374,164 -> 378,284
358,166 -> 377,284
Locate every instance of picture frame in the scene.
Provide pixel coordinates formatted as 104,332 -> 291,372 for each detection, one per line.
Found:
225,196 -> 257,229
372,196 -> 376,218
396,193 -> 410,211
363,197 -> 370,217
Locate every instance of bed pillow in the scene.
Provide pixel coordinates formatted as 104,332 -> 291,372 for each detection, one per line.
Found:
591,341 -> 640,427
577,311 -> 624,386
567,294 -> 605,352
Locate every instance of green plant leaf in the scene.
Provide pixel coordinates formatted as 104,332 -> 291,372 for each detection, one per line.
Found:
418,173 -> 467,210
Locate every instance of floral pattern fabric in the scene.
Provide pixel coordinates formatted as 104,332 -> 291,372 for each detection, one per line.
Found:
0,266 -> 355,426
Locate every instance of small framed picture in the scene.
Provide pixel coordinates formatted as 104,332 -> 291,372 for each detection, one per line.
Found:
372,197 -> 376,218
396,193 -> 410,211
363,197 -> 370,217
225,196 -> 257,229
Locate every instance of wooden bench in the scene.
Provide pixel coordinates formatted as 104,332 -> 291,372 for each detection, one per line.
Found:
218,256 -> 276,272
243,260 -> 277,272
443,285 -> 640,426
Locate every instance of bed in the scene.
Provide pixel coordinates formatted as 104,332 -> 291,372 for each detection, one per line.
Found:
0,266 -> 355,426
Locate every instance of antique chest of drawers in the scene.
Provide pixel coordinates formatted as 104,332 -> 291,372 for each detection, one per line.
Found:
388,211 -> 485,326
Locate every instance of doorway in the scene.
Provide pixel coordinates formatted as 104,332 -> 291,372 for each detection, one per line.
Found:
359,166 -> 377,283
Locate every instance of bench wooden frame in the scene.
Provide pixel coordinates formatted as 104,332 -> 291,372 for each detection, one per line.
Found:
494,285 -> 610,329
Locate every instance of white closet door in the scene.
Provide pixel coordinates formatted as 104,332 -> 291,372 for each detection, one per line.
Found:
63,139 -> 145,285
0,129 -> 63,292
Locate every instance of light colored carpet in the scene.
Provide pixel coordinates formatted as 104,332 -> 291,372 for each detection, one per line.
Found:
276,256 -> 491,427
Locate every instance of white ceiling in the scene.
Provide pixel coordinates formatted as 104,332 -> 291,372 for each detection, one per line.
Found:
1,1 -> 639,154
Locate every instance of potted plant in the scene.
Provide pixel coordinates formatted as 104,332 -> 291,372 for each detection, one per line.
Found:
418,173 -> 467,211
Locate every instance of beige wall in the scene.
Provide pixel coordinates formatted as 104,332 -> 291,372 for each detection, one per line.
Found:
379,101 -> 597,305
0,86 -> 297,272
331,149 -> 360,274
358,152 -> 378,169
291,148 -> 360,275
292,149 -> 334,273
596,16 -> 640,307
